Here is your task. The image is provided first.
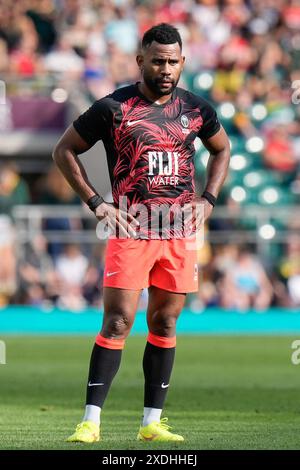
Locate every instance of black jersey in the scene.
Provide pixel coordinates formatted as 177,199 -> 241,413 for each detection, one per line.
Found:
73,83 -> 221,238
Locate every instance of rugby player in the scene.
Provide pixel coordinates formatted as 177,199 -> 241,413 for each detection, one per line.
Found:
53,23 -> 230,443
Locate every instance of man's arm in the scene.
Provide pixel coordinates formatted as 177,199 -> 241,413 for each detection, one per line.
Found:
201,125 -> 231,199
185,125 -> 230,231
52,125 -> 138,237
52,124 -> 99,203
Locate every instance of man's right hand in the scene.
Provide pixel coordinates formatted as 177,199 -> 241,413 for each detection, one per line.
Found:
94,201 -> 139,238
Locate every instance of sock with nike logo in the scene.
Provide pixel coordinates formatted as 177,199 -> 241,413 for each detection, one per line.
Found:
142,333 -> 176,425
86,336 -> 124,411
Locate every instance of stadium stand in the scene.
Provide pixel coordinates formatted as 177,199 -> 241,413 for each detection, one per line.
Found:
0,0 -> 300,309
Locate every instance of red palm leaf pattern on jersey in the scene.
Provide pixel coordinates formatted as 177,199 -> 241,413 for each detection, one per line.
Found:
120,96 -> 148,121
113,160 -> 150,202
142,191 -> 194,238
163,96 -> 181,118
113,137 -> 151,198
165,115 -> 203,140
188,115 -> 203,132
113,98 -> 156,178
178,148 -> 192,177
113,98 -> 146,175
112,99 -> 157,201
165,121 -> 186,141
112,175 -> 138,203
189,159 -> 195,192
141,122 -> 180,152
109,93 -> 202,237
126,139 -> 151,170
142,192 -> 193,210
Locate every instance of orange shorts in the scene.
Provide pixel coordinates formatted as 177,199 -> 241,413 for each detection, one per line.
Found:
103,237 -> 198,293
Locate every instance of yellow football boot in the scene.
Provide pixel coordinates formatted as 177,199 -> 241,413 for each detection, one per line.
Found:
137,417 -> 184,442
66,420 -> 100,443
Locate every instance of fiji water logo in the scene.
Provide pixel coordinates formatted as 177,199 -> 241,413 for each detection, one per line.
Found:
148,151 -> 179,186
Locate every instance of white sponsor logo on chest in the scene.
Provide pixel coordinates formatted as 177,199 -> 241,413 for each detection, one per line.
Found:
147,151 -> 180,186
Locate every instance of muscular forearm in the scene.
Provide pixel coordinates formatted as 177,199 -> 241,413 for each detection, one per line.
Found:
204,148 -> 230,198
52,147 -> 99,203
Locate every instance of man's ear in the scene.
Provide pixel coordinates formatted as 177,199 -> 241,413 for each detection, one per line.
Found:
136,54 -> 144,70
181,55 -> 186,70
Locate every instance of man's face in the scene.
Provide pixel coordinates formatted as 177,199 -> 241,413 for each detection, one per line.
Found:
137,41 -> 185,96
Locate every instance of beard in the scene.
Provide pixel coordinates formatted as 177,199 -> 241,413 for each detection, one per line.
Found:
143,72 -> 179,96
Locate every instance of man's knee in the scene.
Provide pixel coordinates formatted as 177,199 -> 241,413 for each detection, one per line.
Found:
101,308 -> 134,338
149,309 -> 180,337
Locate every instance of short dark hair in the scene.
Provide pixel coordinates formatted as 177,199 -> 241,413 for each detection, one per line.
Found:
142,23 -> 182,51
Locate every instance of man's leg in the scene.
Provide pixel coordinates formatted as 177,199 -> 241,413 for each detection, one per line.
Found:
138,286 -> 186,441
67,286 -> 141,442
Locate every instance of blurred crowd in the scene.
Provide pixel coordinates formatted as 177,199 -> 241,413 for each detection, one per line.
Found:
1,0 -> 300,101
0,162 -> 300,311
1,0 -> 300,194
0,0 -> 300,310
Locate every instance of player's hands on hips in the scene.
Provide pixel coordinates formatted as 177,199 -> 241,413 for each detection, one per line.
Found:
184,196 -> 214,232
198,197 -> 214,224
94,201 -> 139,238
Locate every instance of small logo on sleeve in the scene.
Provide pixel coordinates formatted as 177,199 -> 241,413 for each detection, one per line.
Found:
181,115 -> 190,134
194,263 -> 198,281
181,115 -> 189,128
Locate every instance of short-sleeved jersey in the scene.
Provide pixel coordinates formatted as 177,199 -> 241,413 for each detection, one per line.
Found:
73,83 -> 221,238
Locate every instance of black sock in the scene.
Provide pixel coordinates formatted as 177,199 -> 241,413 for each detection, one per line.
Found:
143,341 -> 175,409
86,343 -> 122,408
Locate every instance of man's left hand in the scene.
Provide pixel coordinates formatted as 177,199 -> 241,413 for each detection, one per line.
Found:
183,196 -> 214,233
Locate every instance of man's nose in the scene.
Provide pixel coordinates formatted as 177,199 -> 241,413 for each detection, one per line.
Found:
161,62 -> 171,75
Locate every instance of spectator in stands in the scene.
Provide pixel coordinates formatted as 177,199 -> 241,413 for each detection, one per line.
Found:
25,1 -> 57,53
55,243 -> 88,311
104,5 -> 138,55
55,243 -> 89,285
37,164 -> 81,206
0,38 -> 9,72
17,233 -> 59,306
263,127 -> 298,173
82,243 -> 105,307
44,34 -> 84,79
219,247 -> 273,311
0,162 -> 31,217
279,235 -> 300,284
36,165 -> 82,257
1,0 -> 300,309
213,244 -> 239,275
183,17 -> 219,71
9,14 -> 44,77
0,215 -> 16,306
287,268 -> 300,307
107,41 -> 139,89
189,279 -> 219,312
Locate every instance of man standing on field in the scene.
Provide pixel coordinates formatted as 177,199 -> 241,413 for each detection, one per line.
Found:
53,23 -> 230,443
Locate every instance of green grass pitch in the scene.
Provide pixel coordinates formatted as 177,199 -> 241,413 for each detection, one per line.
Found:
1,335 -> 300,450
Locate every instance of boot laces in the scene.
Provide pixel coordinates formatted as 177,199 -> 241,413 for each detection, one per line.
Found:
158,417 -> 171,431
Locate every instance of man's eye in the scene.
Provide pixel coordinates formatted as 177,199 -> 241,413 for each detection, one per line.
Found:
152,59 -> 179,65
